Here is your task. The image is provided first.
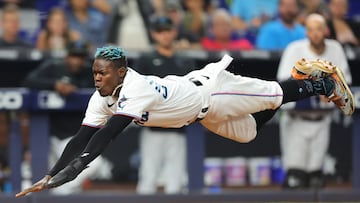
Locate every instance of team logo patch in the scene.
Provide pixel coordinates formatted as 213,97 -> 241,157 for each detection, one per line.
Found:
118,95 -> 128,109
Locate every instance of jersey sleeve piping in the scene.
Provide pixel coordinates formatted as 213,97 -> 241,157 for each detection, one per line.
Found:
113,113 -> 140,120
81,123 -> 103,128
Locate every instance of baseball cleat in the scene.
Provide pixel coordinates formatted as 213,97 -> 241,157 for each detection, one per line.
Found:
326,67 -> 355,115
292,58 -> 355,115
291,58 -> 335,80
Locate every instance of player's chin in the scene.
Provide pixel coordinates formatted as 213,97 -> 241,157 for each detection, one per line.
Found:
97,89 -> 110,97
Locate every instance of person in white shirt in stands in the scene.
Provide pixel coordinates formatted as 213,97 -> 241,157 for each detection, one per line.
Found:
277,13 -> 352,189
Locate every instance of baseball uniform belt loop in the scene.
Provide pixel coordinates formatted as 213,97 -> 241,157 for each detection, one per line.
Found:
189,78 -> 203,86
194,106 -> 209,122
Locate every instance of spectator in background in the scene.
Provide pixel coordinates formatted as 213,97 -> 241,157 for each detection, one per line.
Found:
20,147 -> 31,191
23,41 -> 113,195
230,0 -> 278,34
201,9 -> 253,51
134,16 -> 195,194
0,4 -> 32,47
297,0 -> 329,25
0,155 -> 9,192
0,4 -> 32,190
151,0 -> 166,16
117,0 -> 152,50
327,0 -> 360,47
23,41 -> 93,94
181,0 -> 208,41
65,0 -> 112,50
256,0 -> 306,51
36,7 -> 81,54
164,1 -> 201,50
0,0 -> 35,8
277,14 -> 351,189
206,0 -> 232,13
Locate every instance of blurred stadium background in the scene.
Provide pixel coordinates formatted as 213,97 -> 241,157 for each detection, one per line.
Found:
0,0 -> 359,202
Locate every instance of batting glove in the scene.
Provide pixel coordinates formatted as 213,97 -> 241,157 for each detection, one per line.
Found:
46,158 -> 87,188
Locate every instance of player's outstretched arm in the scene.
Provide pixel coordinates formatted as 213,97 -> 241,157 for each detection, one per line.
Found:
46,115 -> 133,188
46,158 -> 87,188
15,125 -> 98,197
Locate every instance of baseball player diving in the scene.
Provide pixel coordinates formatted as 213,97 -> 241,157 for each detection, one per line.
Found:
16,46 -> 354,197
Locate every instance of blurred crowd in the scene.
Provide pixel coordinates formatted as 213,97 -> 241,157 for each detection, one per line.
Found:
0,0 -> 358,55
0,0 -> 359,194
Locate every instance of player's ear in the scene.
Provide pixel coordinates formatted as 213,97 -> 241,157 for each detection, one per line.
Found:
117,67 -> 127,78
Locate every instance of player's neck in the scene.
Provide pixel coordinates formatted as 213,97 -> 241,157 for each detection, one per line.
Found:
310,42 -> 325,55
111,83 -> 123,98
2,32 -> 17,43
156,45 -> 174,57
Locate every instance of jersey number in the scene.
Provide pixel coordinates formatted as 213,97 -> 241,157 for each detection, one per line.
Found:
134,111 -> 149,125
146,77 -> 168,99
155,84 -> 168,99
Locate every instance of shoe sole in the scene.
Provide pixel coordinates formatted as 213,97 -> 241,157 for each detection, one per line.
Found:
293,58 -> 335,79
332,67 -> 355,115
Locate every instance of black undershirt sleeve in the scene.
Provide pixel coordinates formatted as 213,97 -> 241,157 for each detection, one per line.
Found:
77,115 -> 133,167
48,125 -> 99,177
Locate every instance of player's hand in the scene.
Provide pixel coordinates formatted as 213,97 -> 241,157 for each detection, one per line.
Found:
46,158 -> 87,189
15,175 -> 51,197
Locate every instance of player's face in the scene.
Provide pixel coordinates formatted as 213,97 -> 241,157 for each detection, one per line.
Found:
151,29 -> 177,49
279,0 -> 299,24
329,0 -> 348,18
212,16 -> 232,41
306,20 -> 326,48
93,58 -> 126,97
1,12 -> 20,35
66,55 -> 86,73
47,11 -> 67,35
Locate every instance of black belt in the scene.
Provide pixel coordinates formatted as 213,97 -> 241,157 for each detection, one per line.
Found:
194,106 -> 209,123
149,127 -> 185,133
299,115 -> 325,121
289,113 -> 326,121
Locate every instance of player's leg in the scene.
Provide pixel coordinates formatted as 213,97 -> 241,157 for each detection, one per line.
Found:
249,78 -> 334,130
307,116 -> 331,188
162,131 -> 186,194
202,58 -> 353,142
280,113 -> 310,189
208,68 -> 334,120
201,75 -> 332,142
203,72 -> 335,140
201,114 -> 257,143
136,128 -> 164,194
280,114 -> 309,172
279,111 -> 317,189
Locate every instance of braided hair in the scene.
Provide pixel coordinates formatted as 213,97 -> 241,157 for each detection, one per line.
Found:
94,46 -> 127,68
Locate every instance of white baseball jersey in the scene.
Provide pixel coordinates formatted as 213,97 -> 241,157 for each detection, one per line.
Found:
82,68 -> 204,128
83,55 -> 284,143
